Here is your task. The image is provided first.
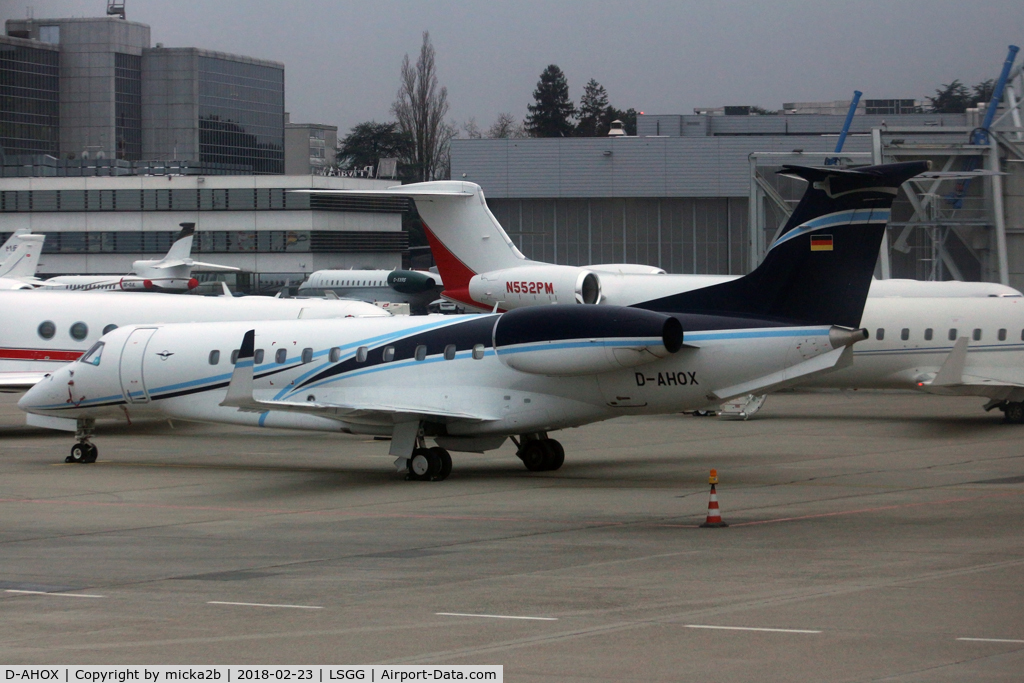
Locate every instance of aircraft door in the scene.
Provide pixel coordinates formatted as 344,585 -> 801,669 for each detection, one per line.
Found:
119,327 -> 158,403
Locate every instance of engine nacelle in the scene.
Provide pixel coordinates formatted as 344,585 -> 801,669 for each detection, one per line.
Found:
492,305 -> 683,376
468,265 -> 601,310
387,269 -> 439,294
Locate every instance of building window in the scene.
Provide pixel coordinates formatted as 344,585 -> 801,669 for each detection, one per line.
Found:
38,26 -> 60,44
115,53 -> 142,160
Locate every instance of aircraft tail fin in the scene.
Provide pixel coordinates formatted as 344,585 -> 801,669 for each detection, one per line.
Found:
1,228 -> 31,264
162,222 -> 196,262
0,234 -> 45,279
637,161 -> 931,328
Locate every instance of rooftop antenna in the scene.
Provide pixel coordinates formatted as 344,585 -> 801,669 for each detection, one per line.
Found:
106,0 -> 126,20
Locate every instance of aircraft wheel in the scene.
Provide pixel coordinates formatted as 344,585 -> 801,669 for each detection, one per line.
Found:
542,439 -> 564,471
1006,402 -> 1024,424
429,447 -> 452,481
83,443 -> 98,463
67,443 -> 89,464
409,447 -> 440,480
520,441 -> 548,472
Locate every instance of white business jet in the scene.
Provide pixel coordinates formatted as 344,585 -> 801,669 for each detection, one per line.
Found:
39,223 -> 238,293
298,268 -> 444,314
19,162 -> 928,474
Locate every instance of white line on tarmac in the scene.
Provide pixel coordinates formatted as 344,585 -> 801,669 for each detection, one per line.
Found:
207,601 -> 323,610
436,612 -> 558,621
5,589 -> 105,598
684,624 -> 821,634
958,637 -> 1024,644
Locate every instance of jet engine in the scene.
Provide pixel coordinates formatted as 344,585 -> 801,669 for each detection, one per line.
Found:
468,265 -> 601,310
387,269 -> 440,294
492,305 -> 683,376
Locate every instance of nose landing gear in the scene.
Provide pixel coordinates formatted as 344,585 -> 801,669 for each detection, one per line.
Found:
66,418 -> 98,463
407,446 -> 453,481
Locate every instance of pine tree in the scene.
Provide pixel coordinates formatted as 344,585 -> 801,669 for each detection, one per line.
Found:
576,79 -> 609,137
928,80 -> 973,113
525,65 -> 575,137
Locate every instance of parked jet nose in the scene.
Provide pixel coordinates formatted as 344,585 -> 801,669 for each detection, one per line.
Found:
19,366 -> 75,415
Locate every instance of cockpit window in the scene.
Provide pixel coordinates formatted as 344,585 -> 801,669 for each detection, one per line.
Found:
80,342 -> 104,366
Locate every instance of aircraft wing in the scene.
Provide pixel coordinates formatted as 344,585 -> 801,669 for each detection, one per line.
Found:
921,338 -> 1024,389
711,345 -> 853,400
0,371 -> 49,394
218,330 -> 499,423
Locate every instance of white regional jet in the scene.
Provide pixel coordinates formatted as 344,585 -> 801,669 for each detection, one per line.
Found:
309,173 -> 1024,422
0,290 -> 388,394
0,233 -> 46,290
19,161 -> 928,474
39,223 -> 238,293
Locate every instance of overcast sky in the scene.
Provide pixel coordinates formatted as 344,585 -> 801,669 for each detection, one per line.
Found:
7,1 -> 1021,135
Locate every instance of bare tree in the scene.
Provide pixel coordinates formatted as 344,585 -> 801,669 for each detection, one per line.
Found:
488,112 -> 527,139
392,32 -> 455,181
462,117 -> 484,139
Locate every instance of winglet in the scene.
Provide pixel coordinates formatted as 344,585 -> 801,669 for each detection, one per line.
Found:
931,337 -> 969,386
220,330 -> 261,410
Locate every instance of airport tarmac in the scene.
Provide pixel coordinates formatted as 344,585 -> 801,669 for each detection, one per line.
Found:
1,390 -> 1022,681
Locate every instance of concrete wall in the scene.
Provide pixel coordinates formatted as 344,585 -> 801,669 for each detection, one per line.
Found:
141,48 -> 199,162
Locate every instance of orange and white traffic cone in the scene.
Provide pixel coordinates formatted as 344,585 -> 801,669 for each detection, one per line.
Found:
700,469 -> 728,528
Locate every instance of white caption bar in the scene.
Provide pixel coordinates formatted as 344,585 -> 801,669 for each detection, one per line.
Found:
2,667 -> 502,683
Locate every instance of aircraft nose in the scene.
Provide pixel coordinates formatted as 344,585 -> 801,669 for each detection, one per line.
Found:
18,370 -> 67,413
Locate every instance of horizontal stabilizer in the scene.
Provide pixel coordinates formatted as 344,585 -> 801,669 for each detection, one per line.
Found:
712,345 -> 853,400
149,259 -> 239,271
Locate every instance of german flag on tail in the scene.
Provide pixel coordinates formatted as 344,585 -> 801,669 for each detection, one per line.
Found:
810,234 -> 834,251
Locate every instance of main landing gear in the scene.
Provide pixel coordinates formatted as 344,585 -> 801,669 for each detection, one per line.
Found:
514,435 -> 565,472
407,446 -> 453,481
1003,401 -> 1024,424
66,418 -> 98,464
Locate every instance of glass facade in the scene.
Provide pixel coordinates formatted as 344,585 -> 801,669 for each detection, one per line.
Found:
198,57 -> 284,174
0,41 -> 60,156
114,53 -> 142,160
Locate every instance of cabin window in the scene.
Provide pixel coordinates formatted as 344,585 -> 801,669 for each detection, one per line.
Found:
973,329 -> 982,341
948,328 -> 958,341
230,349 -> 239,364
254,349 -> 265,364
209,350 -> 220,365
80,342 -> 104,366
102,324 -> 118,335
356,346 -> 368,362
999,328 -> 1007,341
383,346 -> 395,362
38,321 -> 55,340
415,345 -> 427,361
276,348 -> 287,364
301,347 -> 313,364
875,328 -> 885,341
472,343 -> 485,360
925,328 -> 933,341
900,328 -> 909,341
444,344 -> 457,360
330,347 -> 342,363
70,322 -> 88,340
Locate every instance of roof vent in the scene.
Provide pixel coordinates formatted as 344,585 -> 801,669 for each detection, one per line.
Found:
607,120 -> 626,137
